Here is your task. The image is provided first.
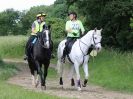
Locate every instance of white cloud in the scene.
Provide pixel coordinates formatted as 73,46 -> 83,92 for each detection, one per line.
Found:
0,0 -> 56,12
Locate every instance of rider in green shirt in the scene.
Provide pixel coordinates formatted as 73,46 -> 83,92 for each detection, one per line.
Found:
61,12 -> 85,62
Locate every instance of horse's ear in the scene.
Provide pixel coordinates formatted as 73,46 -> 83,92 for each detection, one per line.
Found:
100,28 -> 103,32
48,25 -> 51,29
99,28 -> 103,35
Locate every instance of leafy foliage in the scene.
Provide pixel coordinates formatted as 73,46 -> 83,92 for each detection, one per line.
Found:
46,18 -> 65,38
0,9 -> 22,35
66,0 -> 133,50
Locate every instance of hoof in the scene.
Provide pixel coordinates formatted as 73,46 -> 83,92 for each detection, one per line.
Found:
41,86 -> 46,90
35,80 -> 39,88
82,84 -> 86,87
59,77 -> 63,85
32,81 -> 36,87
82,79 -> 88,87
71,78 -> 75,86
77,87 -> 82,91
61,85 -> 64,89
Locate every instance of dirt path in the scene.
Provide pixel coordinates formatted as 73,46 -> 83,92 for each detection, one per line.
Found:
4,59 -> 133,99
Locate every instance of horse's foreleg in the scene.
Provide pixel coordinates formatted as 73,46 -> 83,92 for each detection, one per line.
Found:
35,74 -> 39,88
82,63 -> 89,87
35,61 -> 44,88
74,62 -> 81,91
43,62 -> 50,89
30,70 -> 35,86
31,75 -> 35,86
35,64 -> 40,87
82,57 -> 89,87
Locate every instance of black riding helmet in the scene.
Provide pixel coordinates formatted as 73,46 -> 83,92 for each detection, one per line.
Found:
68,12 -> 77,19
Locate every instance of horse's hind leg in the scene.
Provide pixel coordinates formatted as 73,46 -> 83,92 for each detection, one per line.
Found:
74,62 -> 81,91
70,65 -> 75,86
82,56 -> 89,87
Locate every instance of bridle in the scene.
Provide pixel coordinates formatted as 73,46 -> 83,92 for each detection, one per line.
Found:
92,33 -> 101,46
79,31 -> 101,64
79,32 -> 101,55
38,29 -> 50,49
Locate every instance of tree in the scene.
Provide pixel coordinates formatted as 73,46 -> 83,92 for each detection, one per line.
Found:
66,0 -> 133,50
0,9 -> 21,35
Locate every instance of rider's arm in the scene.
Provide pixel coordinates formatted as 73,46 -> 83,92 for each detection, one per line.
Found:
65,21 -> 72,33
31,22 -> 36,34
79,20 -> 85,35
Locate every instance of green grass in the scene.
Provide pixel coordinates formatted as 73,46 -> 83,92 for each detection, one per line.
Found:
50,49 -> 133,93
0,35 -> 27,58
0,36 -> 133,93
0,59 -> 17,80
0,81 -> 63,99
0,36 -> 62,59
88,49 -> 133,93
47,67 -> 58,79
0,59 -> 67,99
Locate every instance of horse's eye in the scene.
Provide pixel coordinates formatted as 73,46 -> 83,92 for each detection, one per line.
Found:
94,37 -> 97,39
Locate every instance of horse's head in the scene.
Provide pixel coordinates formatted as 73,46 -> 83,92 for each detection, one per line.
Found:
91,28 -> 102,52
38,25 -> 51,49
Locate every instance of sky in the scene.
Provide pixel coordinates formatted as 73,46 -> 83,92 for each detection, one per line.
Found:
0,0 -> 56,12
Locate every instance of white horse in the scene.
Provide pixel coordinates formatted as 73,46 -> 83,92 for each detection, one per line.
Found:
57,28 -> 102,91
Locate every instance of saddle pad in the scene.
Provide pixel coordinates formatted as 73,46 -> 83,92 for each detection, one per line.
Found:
32,38 -> 37,44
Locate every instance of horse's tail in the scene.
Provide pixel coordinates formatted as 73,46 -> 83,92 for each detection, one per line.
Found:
57,43 -> 62,74
57,60 -> 62,74
56,40 -> 65,76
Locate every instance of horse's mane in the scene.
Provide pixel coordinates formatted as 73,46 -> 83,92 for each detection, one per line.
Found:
80,29 -> 101,39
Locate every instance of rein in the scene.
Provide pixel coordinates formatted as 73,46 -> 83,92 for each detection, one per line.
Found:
78,31 -> 101,64
38,38 -> 46,49
92,34 -> 101,46
37,31 -> 50,49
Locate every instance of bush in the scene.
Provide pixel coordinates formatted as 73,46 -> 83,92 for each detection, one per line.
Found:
46,18 -> 66,38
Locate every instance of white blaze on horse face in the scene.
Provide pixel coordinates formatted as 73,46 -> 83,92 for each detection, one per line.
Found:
93,30 -> 102,52
45,30 -> 50,48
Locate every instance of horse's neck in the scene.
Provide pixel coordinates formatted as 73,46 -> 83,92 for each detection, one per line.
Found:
80,30 -> 93,46
78,30 -> 93,54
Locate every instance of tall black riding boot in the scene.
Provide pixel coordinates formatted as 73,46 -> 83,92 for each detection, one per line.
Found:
61,48 -> 66,63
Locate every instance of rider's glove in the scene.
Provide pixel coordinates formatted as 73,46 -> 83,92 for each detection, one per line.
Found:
37,32 -> 41,37
72,32 -> 77,36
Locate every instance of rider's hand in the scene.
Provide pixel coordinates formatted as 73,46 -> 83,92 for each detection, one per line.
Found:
72,32 -> 77,36
37,32 -> 41,37
67,28 -> 72,33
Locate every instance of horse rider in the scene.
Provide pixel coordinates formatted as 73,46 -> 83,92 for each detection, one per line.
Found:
24,12 -> 53,60
61,12 -> 85,63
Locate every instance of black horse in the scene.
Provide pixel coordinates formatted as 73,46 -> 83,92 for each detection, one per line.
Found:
27,25 -> 52,90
